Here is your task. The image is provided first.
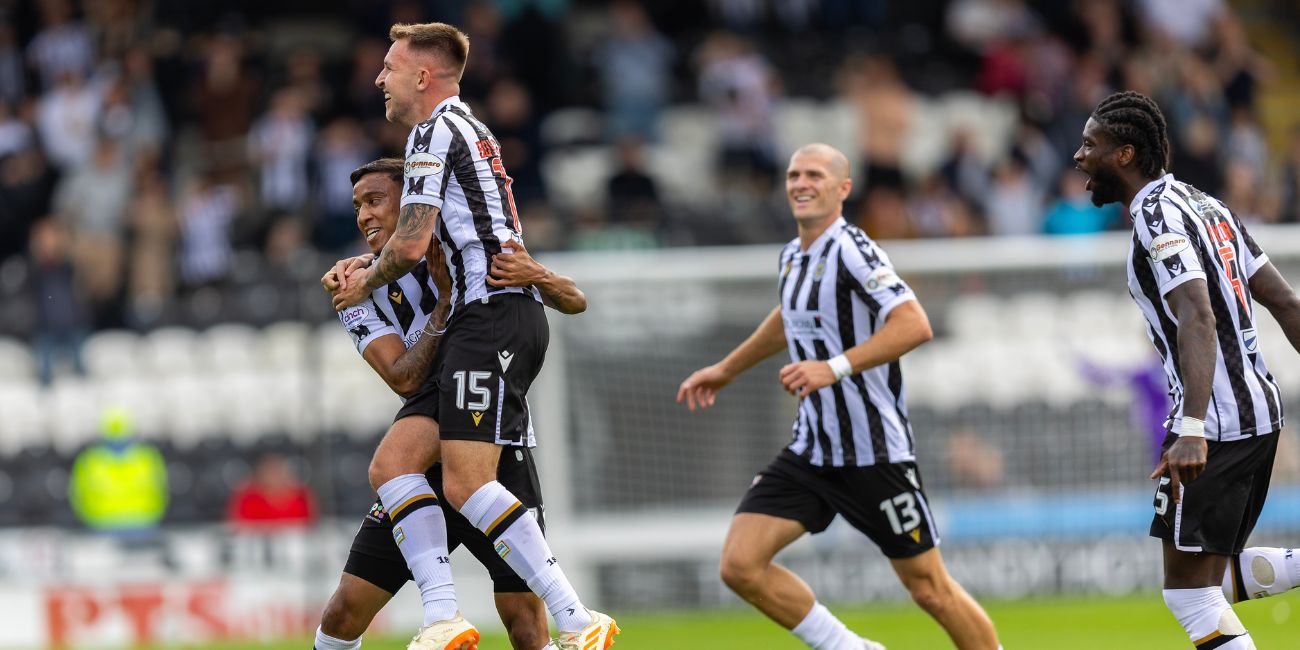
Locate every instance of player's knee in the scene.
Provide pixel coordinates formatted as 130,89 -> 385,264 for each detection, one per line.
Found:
320,593 -> 368,641
718,554 -> 761,595
441,476 -> 476,510
905,579 -> 952,618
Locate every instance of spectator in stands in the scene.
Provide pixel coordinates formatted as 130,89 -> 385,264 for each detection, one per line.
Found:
68,406 -> 168,535
840,54 -> 912,193
599,0 -> 672,142
0,24 -> 25,105
188,33 -> 258,170
312,117 -> 376,253
248,88 -> 314,215
227,451 -> 316,530
177,169 -> 242,291
53,136 -> 131,327
606,136 -> 663,229
34,69 -> 99,171
485,77 -> 546,204
0,143 -> 56,262
1042,168 -> 1117,235
124,168 -> 176,329
696,31 -> 779,191
27,218 -> 88,385
25,0 -> 94,92
982,155 -> 1043,236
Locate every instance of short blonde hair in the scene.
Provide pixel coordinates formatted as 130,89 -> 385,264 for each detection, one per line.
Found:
389,22 -> 470,80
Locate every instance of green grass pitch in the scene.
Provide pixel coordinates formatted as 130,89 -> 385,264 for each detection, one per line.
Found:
161,593 -> 1297,649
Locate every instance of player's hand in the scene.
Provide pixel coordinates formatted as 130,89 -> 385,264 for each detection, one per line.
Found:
333,265 -> 374,311
321,255 -> 374,293
779,360 -> 836,399
488,237 -> 546,287
427,235 -> 453,301
676,364 -> 733,411
1150,436 -> 1208,504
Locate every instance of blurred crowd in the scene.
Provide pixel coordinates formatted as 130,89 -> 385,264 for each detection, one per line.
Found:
0,0 -> 1296,345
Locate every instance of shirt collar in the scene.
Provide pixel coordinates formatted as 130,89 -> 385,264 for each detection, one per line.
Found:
1129,173 -> 1173,216
801,216 -> 847,254
428,95 -> 467,120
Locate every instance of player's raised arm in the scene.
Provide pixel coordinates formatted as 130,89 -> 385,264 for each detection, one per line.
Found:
1249,262 -> 1300,354
487,237 -> 587,314
778,299 -> 932,400
677,305 -> 787,411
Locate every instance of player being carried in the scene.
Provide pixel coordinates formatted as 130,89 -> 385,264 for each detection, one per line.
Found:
314,158 -> 585,650
329,22 -> 618,650
1075,90 -> 1300,649
677,143 -> 1001,650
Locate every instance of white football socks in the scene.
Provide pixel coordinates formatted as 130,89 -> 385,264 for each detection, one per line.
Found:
791,601 -> 867,650
461,481 -> 591,633
376,474 -> 458,625
1163,587 -> 1253,648
1222,547 -> 1299,603
313,626 -> 361,650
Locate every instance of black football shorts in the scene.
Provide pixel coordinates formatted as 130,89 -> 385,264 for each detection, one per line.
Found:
396,293 -> 547,446
736,450 -> 939,559
1150,431 -> 1278,555
343,445 -> 545,593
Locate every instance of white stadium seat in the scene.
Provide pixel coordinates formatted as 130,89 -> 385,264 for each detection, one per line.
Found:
0,383 -> 46,454
81,330 -> 142,379
261,321 -> 312,371
141,327 -> 200,377
0,337 -> 35,382
200,323 -> 260,374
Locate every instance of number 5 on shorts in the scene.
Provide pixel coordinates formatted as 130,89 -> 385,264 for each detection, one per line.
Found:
453,370 -> 493,411
1153,476 -> 1171,515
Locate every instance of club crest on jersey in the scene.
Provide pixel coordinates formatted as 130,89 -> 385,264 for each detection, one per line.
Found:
864,266 -> 901,292
405,152 -> 444,177
813,260 -> 826,280
342,306 -> 368,329
1149,232 -> 1190,262
1242,328 -> 1258,353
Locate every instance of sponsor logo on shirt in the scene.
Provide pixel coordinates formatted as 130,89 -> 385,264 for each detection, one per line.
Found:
1149,232 -> 1190,262
342,306 -> 368,330
864,266 -> 902,292
404,152 -> 444,177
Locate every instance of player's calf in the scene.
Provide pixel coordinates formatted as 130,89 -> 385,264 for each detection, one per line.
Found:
1164,587 -> 1255,649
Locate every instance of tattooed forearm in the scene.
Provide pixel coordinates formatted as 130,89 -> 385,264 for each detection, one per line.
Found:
395,203 -> 436,241
390,303 -> 451,396
366,203 -> 438,290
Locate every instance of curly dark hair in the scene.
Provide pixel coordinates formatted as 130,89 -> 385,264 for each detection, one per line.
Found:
1091,90 -> 1171,178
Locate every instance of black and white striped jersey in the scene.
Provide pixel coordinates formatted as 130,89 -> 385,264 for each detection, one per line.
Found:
1126,173 -> 1282,441
339,257 -> 441,355
337,258 -> 536,446
778,217 -> 919,468
401,96 -> 542,309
